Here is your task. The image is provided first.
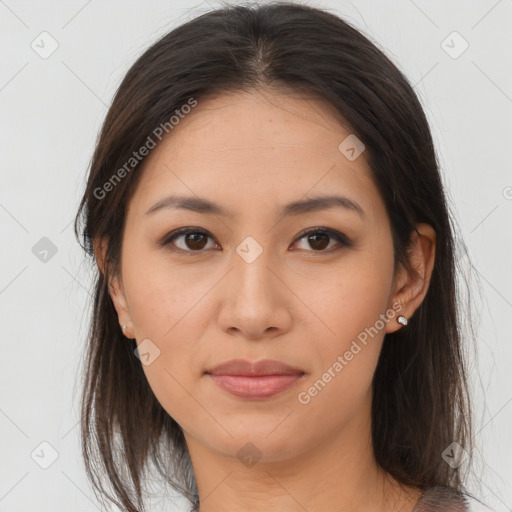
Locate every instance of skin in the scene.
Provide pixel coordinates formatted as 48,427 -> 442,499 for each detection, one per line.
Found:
94,88 -> 436,512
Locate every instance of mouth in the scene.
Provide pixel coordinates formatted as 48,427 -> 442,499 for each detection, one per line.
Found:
205,358 -> 305,400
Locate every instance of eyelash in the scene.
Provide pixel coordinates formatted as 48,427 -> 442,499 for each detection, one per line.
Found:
158,226 -> 353,255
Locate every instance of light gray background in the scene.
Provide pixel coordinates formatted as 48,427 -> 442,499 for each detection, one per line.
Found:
1,0 -> 511,510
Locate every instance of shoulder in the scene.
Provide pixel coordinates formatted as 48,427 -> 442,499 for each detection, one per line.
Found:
414,486 -> 495,512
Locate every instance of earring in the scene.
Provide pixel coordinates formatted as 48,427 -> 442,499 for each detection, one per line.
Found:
397,315 -> 408,326
121,324 -> 128,334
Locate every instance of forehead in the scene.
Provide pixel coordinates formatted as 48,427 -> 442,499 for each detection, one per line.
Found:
156,88 -> 356,158
128,88 -> 381,223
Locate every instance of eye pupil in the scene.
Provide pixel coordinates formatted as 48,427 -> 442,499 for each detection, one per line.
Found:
186,233 -> 208,250
308,232 -> 329,251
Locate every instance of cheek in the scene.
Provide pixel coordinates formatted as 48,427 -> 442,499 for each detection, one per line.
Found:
122,243 -> 211,340
297,249 -> 394,403
118,248 -> 204,410
296,308 -> 387,428
295,248 -> 394,347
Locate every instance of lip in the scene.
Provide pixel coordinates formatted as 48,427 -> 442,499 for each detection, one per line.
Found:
205,359 -> 305,400
206,358 -> 304,376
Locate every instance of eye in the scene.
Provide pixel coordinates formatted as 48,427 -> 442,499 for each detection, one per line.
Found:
160,228 -> 219,253
292,227 -> 352,253
159,226 -> 352,254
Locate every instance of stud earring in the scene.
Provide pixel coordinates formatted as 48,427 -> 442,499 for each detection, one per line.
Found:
397,315 -> 408,326
121,324 -> 128,333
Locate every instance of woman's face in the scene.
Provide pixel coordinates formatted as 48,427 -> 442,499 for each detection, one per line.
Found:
107,89 -> 406,464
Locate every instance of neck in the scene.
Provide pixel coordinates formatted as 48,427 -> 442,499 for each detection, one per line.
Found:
185,401 -> 421,512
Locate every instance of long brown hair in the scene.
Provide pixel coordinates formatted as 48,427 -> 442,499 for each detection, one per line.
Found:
74,3 -> 474,511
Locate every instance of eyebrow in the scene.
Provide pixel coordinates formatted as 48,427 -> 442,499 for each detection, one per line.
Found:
144,194 -> 365,219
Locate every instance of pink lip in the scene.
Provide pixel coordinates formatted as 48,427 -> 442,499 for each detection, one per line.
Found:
205,359 -> 305,400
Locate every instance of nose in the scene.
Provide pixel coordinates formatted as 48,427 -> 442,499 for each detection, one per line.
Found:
216,244 -> 293,341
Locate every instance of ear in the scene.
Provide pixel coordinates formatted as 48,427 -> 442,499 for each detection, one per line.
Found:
386,223 -> 436,333
92,236 -> 108,276
92,237 -> 134,337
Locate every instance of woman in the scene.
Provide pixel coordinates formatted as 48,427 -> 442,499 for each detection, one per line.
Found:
74,3 -> 492,511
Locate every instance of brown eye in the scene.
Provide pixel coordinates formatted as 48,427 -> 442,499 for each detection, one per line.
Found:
161,228 -> 217,252
160,227 -> 351,255
306,232 -> 330,251
183,232 -> 209,250
293,228 -> 352,253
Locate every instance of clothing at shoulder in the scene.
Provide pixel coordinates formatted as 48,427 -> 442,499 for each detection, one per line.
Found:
413,486 -> 496,512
